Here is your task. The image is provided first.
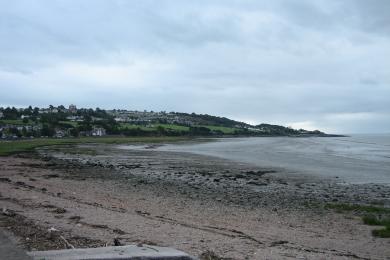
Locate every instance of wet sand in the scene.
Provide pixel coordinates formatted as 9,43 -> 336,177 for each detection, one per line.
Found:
0,143 -> 390,259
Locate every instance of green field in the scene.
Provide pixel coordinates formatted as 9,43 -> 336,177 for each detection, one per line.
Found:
0,119 -> 27,125
119,124 -> 157,131
199,125 -> 237,134
119,123 -> 189,132
119,123 -> 235,133
0,136 -> 189,156
157,124 -> 190,131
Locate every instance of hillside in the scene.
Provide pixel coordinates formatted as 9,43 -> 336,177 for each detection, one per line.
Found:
0,106 -> 329,138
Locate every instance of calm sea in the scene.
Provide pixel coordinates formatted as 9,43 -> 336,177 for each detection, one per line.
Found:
156,134 -> 390,184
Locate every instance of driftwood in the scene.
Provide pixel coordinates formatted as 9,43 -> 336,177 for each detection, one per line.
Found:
59,235 -> 75,249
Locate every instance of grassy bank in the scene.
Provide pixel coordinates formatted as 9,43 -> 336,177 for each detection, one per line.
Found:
326,203 -> 390,238
0,136 -> 190,156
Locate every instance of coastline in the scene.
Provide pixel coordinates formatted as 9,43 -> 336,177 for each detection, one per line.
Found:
0,143 -> 389,259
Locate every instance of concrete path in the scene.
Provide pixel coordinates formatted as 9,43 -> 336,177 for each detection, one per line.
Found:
28,244 -> 196,260
0,229 -> 32,260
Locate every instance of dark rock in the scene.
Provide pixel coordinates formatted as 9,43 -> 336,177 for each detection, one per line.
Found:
113,228 -> 126,235
270,240 -> 288,247
43,174 -> 60,179
113,238 -> 122,246
2,208 -> 16,217
52,208 -> 67,214
69,216 -> 82,221
0,177 -> 11,183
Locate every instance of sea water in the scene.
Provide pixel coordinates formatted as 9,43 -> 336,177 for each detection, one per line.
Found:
156,134 -> 390,184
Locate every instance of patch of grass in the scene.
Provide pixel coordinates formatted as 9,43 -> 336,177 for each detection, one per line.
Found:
362,215 -> 390,226
362,215 -> 383,225
372,227 -> 390,238
0,136 -> 189,156
119,124 -> 156,131
326,204 -> 390,238
366,217 -> 390,238
325,203 -> 390,214
157,124 -> 190,131
117,123 -> 238,134
0,119 -> 26,125
200,125 -> 237,134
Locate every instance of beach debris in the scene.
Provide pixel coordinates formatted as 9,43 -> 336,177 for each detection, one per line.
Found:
88,223 -> 108,229
113,228 -> 126,235
69,215 -> 82,221
200,250 -> 223,260
113,238 -> 122,246
48,227 -> 59,233
52,208 -> 67,214
135,210 -> 151,216
60,235 -> 75,249
270,240 -> 288,247
47,227 -> 74,249
43,174 -> 60,179
47,227 -> 60,241
2,207 -> 16,217
0,177 -> 11,182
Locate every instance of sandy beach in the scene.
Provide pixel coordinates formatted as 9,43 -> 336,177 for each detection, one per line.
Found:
1,143 -> 390,259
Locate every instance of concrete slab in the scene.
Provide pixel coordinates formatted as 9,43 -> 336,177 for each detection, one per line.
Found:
0,229 -> 32,260
28,245 -> 197,260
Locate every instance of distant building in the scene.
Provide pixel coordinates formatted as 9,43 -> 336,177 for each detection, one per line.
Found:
69,104 -> 77,113
91,116 -> 103,122
114,117 -> 127,122
38,108 -> 50,114
0,111 -> 3,118
66,115 -> 84,121
91,127 -> 106,136
54,129 -> 66,138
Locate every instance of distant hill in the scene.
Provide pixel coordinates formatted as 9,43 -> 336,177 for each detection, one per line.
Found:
0,105 -> 335,138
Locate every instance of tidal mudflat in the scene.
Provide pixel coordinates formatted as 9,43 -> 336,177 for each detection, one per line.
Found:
1,140 -> 390,259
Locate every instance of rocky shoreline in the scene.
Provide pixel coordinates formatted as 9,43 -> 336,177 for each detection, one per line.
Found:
38,144 -> 390,209
0,143 -> 389,259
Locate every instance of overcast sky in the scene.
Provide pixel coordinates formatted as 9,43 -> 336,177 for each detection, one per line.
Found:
1,0 -> 389,134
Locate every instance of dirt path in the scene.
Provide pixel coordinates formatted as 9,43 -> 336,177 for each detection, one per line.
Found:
0,149 -> 389,259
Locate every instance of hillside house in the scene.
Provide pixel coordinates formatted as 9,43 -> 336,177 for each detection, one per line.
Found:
91,127 -> 106,136
55,129 -> 66,138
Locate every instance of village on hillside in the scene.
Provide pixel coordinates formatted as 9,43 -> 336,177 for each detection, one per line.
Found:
0,105 -> 324,139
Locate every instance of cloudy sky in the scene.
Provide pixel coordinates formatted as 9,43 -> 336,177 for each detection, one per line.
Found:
1,0 -> 389,133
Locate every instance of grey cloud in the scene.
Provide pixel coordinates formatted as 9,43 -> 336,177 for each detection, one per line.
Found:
0,0 -> 389,133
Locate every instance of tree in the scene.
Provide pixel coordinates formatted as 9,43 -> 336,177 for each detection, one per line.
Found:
33,107 -> 39,116
69,128 -> 79,137
21,127 -> 28,137
156,125 -> 166,135
3,107 -> 19,120
41,124 -> 55,137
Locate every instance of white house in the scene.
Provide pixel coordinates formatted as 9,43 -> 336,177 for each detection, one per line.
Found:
91,127 -> 106,136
